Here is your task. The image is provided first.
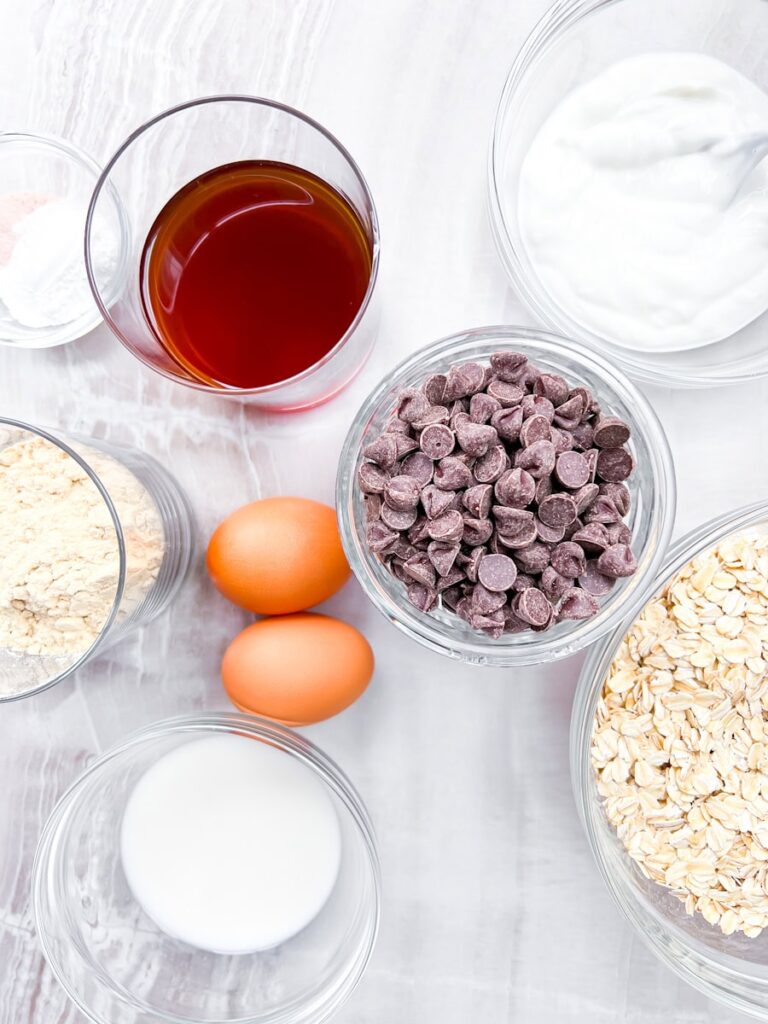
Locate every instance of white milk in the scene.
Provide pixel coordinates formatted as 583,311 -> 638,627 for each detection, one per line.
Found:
518,53 -> 768,352
120,733 -> 342,954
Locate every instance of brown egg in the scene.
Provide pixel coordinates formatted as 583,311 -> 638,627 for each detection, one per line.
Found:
221,613 -> 374,725
206,497 -> 350,614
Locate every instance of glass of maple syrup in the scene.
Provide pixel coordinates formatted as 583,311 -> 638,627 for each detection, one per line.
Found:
85,97 -> 380,411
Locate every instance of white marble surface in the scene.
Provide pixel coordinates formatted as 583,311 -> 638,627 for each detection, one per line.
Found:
2,1 -> 768,1021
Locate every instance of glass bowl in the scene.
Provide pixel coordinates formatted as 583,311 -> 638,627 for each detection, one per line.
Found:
86,96 -> 380,411
571,500 -> 768,1019
0,132 -> 126,347
336,326 -> 676,667
33,713 -> 381,1024
489,0 -> 768,389
0,418 -> 194,702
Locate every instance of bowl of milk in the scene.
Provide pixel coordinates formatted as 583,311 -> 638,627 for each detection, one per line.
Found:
32,713 -> 381,1024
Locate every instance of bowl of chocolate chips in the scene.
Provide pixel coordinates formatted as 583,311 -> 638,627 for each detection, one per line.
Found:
337,326 -> 677,666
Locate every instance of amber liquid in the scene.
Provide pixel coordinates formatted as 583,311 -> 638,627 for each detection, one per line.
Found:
140,161 -> 373,389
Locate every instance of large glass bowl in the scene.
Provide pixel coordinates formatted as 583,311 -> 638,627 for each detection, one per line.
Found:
489,0 -> 768,388
337,326 -> 676,667
571,500 -> 768,1019
33,713 -> 381,1024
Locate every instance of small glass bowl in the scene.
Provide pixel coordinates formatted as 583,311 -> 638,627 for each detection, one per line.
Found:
489,0 -> 768,388
86,96 -> 380,411
33,713 -> 381,1024
0,418 -> 195,702
0,132 -> 126,347
571,500 -> 768,1019
336,326 -> 676,667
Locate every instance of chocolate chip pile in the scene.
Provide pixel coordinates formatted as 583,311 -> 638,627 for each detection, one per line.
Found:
358,351 -> 638,638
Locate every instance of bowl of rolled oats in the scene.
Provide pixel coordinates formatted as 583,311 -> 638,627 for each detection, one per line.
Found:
572,500 -> 768,1018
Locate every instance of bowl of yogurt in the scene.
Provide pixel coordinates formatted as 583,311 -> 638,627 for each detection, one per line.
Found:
489,0 -> 768,388
33,713 -> 381,1024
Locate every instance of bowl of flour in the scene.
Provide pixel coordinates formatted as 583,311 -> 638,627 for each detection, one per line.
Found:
0,133 -> 126,348
0,420 -> 193,701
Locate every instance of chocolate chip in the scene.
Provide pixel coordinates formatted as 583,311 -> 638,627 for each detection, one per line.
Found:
538,492 -> 578,528
583,495 -> 622,525
571,523 -> 610,554
469,392 -> 501,423
558,588 -> 599,621
521,394 -> 555,423
437,568 -> 465,594
490,351 -> 527,381
397,389 -> 430,423
444,362 -> 486,401
407,517 -> 431,546
535,475 -> 553,505
605,522 -> 632,546
550,427 -> 574,454
463,483 -> 493,519
520,414 -> 551,448
473,444 -> 508,484
424,373 -> 447,405
440,584 -> 463,610
384,474 -> 421,511
534,373 -> 569,407
535,518 -> 565,544
380,503 -> 418,531
579,560 -> 615,597
573,482 -> 599,514
491,405 -> 524,443
503,608 -> 529,633
513,542 -> 551,575
462,517 -> 494,547
596,446 -> 634,483
459,545 -> 486,583
358,462 -> 390,494
487,380 -> 524,407
552,395 -> 584,429
367,520 -> 399,553
584,448 -> 599,482
412,405 -> 450,430
551,542 -> 586,579
569,422 -> 594,451
407,582 -> 437,612
563,516 -> 584,541
513,573 -> 536,592
403,553 -> 437,588
540,565 -> 570,600
515,439 -> 556,479
386,416 -> 411,435
599,482 -> 631,517
495,467 -> 535,508
493,506 -> 535,538
401,451 -> 434,486
393,433 -> 419,458
456,420 -> 498,458
363,434 -> 398,470
472,583 -> 507,614
421,484 -> 456,519
427,541 -> 460,578
477,553 -> 517,592
555,451 -> 590,490
433,456 -> 473,490
597,544 -> 637,578
513,587 -> 550,626
569,387 -> 594,421
427,510 -> 464,543
366,493 -> 383,522
420,424 -> 455,459
593,416 -> 631,449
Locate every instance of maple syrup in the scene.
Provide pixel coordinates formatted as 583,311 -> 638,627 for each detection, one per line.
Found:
140,161 -> 373,389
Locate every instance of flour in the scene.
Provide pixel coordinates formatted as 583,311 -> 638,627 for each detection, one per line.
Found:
0,194 -> 118,330
0,432 -> 165,696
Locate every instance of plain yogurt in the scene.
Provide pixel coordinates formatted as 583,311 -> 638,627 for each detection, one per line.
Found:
518,52 -> 768,352
120,733 -> 342,955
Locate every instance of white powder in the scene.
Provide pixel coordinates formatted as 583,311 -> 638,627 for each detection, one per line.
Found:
0,194 -> 118,330
0,433 -> 165,696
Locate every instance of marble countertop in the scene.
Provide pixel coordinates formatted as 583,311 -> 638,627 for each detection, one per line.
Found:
2,1 -> 768,1021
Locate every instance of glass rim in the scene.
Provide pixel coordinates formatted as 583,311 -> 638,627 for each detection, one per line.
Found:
85,94 -> 381,397
487,0 -> 768,389
0,416 -> 127,703
32,711 -> 382,1024
336,324 -> 677,667
570,498 -> 768,1015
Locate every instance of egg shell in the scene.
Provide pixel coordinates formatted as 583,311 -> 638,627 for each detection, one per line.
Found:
207,497 -> 351,614
222,613 -> 374,725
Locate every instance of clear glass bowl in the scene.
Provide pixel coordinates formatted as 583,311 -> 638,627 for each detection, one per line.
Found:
489,0 -> 768,388
86,96 -> 380,411
571,500 -> 768,1019
0,418 -> 195,702
336,326 -> 676,667
0,132 -> 126,347
33,713 -> 381,1024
